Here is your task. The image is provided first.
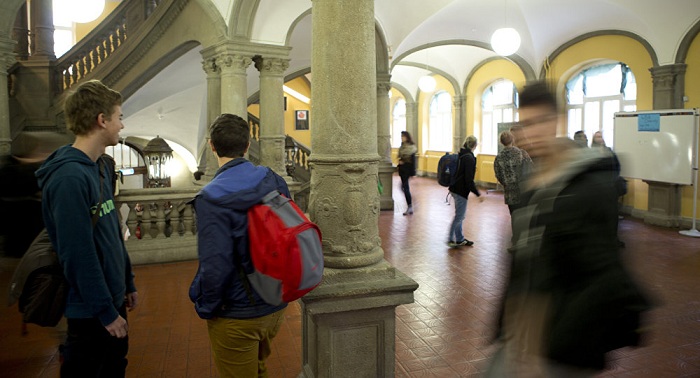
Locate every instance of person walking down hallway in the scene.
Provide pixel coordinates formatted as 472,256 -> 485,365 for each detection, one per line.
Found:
494,130 -> 532,248
447,136 -> 483,247
398,131 -> 417,215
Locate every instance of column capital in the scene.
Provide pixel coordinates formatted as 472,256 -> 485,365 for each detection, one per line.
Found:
253,56 -> 290,76
453,95 -> 465,104
201,57 -> 219,76
376,81 -> 392,94
216,53 -> 252,73
649,63 -> 687,109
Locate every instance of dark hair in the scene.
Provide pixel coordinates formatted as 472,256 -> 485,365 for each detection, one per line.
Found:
209,114 -> 250,158
401,131 -> 414,144
519,80 -> 558,113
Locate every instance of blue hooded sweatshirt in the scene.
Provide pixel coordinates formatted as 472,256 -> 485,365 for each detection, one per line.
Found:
35,145 -> 136,326
189,158 -> 289,319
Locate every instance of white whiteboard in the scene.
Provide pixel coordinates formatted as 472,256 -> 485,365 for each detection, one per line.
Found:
613,109 -> 698,185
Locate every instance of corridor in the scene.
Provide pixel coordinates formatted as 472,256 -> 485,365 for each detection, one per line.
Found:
1,176 -> 699,377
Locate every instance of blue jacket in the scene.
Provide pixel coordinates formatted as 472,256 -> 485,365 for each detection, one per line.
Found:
35,145 -> 136,326
189,158 -> 290,319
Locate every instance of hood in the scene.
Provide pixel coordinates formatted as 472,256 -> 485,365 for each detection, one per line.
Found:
35,145 -> 96,189
199,158 -> 280,211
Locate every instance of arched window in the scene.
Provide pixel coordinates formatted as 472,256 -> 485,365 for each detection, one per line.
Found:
428,91 -> 453,152
481,80 -> 518,155
391,99 -> 407,148
566,63 -> 637,146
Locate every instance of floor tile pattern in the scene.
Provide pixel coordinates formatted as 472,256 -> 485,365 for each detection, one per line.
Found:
1,176 -> 699,377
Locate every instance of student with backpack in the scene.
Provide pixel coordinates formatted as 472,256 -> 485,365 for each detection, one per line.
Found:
188,113 -> 292,377
397,131 -> 417,215
34,80 -> 138,376
447,135 -> 483,248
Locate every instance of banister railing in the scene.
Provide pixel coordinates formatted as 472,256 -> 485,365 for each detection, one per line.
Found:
52,0 -> 163,96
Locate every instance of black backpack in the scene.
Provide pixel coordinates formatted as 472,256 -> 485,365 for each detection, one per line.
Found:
437,153 -> 459,187
7,158 -> 106,329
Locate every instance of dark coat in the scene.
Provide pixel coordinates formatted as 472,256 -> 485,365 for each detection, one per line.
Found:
448,147 -> 480,198
504,149 -> 652,370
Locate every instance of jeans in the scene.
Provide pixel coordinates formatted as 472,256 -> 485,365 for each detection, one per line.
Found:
399,171 -> 412,206
61,305 -> 129,378
207,308 -> 286,378
449,192 -> 468,242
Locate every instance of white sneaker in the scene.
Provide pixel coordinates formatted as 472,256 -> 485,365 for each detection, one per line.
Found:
403,205 -> 413,216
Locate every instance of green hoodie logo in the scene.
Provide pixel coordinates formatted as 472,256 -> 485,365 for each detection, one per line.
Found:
91,199 -> 116,217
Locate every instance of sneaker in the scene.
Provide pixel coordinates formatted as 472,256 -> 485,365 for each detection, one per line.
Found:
458,239 -> 474,246
447,240 -> 458,248
403,205 -> 413,216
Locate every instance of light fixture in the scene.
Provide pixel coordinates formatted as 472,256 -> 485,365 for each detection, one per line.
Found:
144,135 -> 173,188
53,0 -> 106,24
418,75 -> 437,92
491,0 -> 521,56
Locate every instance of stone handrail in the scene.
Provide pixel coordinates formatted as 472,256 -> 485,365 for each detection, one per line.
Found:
52,0 -> 162,95
248,113 -> 261,165
116,186 -> 198,241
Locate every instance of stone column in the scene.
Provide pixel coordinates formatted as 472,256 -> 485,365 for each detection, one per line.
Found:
301,1 -> 418,377
254,56 -> 289,175
218,53 -> 251,118
29,0 -> 55,60
376,74 -> 394,210
644,64 -> 688,226
200,57 -> 221,180
650,64 -> 686,110
453,95 -> 466,152
405,100 -> 418,155
13,3 -> 29,60
0,37 -> 14,157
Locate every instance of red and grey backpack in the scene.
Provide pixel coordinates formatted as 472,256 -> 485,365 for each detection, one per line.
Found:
245,191 -> 324,305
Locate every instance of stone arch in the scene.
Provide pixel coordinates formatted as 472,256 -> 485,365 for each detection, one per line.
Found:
230,0 -> 261,40
676,19 -> 700,64
540,30 -> 659,79
0,0 -> 24,39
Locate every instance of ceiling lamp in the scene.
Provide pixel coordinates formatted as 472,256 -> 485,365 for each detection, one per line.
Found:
54,0 -> 106,24
491,27 -> 521,56
418,75 -> 436,92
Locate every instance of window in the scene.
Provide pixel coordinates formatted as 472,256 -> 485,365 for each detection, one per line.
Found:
105,142 -> 146,170
481,80 -> 518,154
566,63 -> 637,146
391,99 -> 406,148
428,91 -> 453,152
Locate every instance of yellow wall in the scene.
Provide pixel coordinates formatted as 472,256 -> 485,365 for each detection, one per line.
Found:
465,59 -> 526,183
681,33 -> 700,218
545,34 -> 656,212
283,77 -> 312,147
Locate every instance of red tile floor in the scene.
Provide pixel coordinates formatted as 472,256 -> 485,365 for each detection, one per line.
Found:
1,176 -> 699,377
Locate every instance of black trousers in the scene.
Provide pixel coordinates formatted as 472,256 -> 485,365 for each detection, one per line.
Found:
399,172 -> 412,206
61,305 -> 128,378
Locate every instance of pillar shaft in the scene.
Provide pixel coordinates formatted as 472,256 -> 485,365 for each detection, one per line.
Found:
310,0 -> 382,269
0,37 -> 14,157
453,95 -> 465,152
218,53 -> 251,118
13,3 -> 29,60
405,101 -> 418,150
256,57 -> 289,175
376,74 -> 394,209
644,63 -> 688,226
29,0 -> 55,60
201,57 -> 221,180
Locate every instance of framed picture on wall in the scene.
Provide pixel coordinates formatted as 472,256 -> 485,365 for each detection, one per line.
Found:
295,110 -> 309,130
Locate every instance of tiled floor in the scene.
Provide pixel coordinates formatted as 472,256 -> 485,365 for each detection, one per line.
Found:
1,175 -> 699,377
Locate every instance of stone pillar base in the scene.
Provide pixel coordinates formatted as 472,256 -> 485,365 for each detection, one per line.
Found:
644,181 -> 681,227
299,260 -> 418,378
378,162 -> 395,210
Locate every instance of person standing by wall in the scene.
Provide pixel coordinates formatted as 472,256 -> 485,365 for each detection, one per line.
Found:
494,130 -> 532,248
447,135 -> 483,247
397,131 -> 417,215
35,80 -> 138,376
189,114 -> 290,377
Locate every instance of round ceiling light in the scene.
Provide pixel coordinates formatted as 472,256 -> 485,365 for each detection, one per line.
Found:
490,27 -> 521,56
54,0 -> 106,24
418,75 -> 437,92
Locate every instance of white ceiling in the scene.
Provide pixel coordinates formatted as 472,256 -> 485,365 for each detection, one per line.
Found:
121,0 -> 700,168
